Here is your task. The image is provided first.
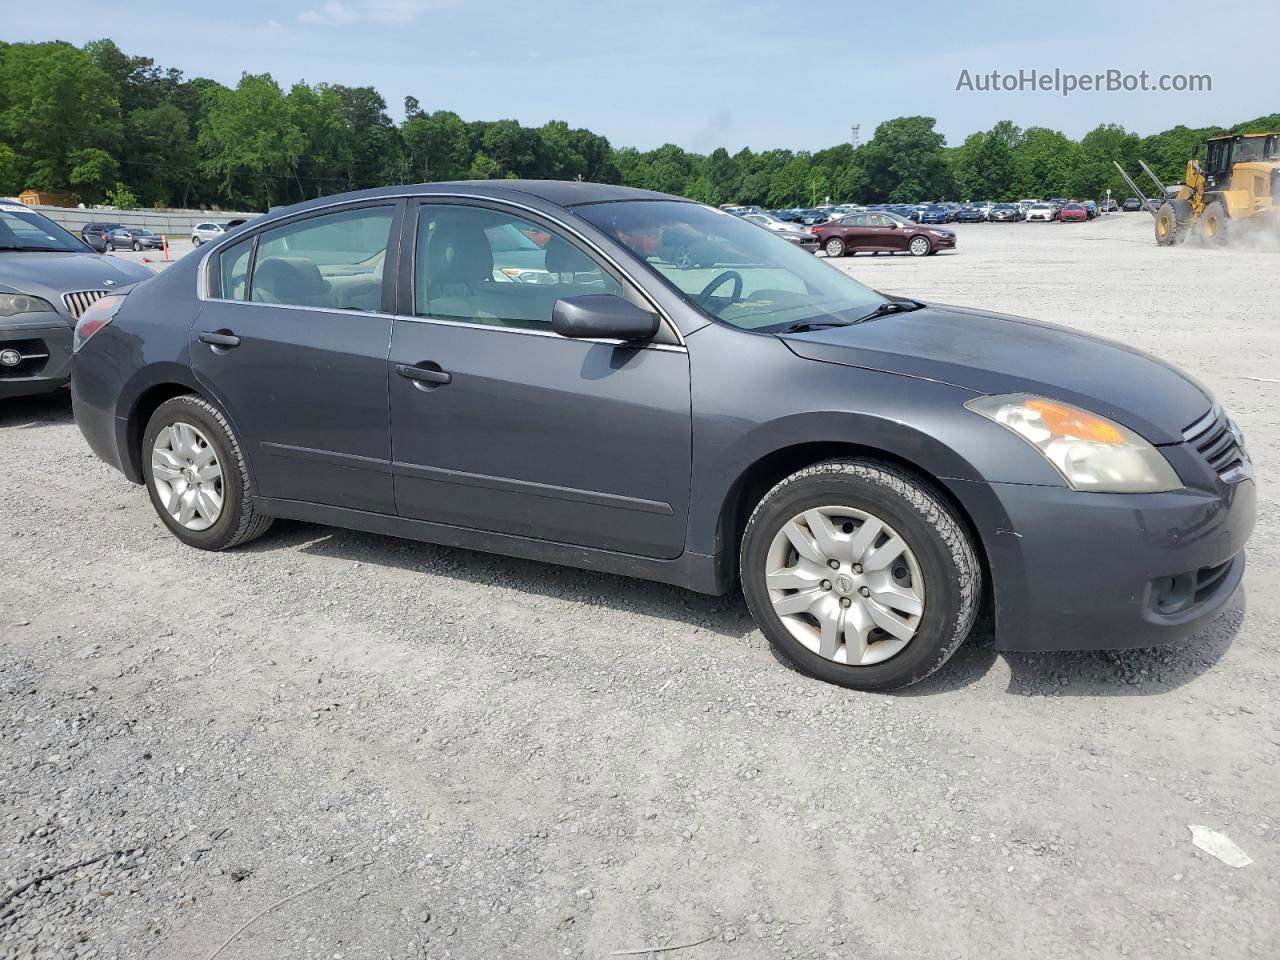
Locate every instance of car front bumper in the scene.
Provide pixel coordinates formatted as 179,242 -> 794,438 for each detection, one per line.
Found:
952,475 -> 1255,652
1,319 -> 73,399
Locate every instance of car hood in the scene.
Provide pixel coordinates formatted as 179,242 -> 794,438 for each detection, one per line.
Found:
0,252 -> 153,319
779,303 -> 1211,444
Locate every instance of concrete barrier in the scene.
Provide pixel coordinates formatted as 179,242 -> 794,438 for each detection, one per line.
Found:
23,204 -> 261,237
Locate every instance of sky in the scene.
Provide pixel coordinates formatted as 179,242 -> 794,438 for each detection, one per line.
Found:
5,0 -> 1277,152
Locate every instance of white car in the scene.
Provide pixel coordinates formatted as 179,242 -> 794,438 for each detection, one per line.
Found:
191,222 -> 232,246
1025,203 -> 1056,222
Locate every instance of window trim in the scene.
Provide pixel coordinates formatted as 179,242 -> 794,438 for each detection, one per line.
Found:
399,197 -> 682,347
197,192 -> 684,347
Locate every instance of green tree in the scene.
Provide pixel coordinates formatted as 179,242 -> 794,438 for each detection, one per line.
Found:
402,109 -> 472,182
860,116 -> 952,202
198,73 -> 304,206
0,42 -> 121,197
1009,127 -> 1079,199
288,83 -> 356,198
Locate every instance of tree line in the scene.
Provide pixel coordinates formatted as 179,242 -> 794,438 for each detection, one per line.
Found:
1,39 -> 1275,212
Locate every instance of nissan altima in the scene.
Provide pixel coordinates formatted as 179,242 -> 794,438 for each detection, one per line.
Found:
70,182 -> 1254,690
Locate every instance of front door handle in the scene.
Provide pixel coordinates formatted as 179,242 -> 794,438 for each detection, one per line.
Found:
199,330 -> 241,349
396,363 -> 452,386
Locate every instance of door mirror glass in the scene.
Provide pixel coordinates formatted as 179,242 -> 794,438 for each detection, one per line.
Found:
552,294 -> 658,342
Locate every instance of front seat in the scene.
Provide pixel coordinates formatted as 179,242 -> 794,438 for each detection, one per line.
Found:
421,221 -> 521,325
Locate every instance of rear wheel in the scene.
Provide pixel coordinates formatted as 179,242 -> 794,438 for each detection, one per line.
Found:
1200,201 -> 1228,245
141,395 -> 273,551
824,237 -> 846,257
741,459 -> 980,691
908,236 -> 932,257
192,236 -> 202,247
132,240 -> 142,252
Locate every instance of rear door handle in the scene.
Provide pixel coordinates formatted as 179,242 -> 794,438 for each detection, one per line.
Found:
199,331 -> 241,349
396,363 -> 452,386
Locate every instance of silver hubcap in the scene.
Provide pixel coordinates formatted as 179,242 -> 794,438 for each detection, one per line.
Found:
911,238 -> 928,254
765,506 -> 925,666
151,421 -> 224,531
826,239 -> 843,255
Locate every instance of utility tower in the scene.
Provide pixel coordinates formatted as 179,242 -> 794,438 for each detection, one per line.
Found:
850,124 -> 861,149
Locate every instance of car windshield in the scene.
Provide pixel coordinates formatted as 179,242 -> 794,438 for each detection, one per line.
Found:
882,211 -> 913,225
576,200 -> 885,332
0,205 -> 86,252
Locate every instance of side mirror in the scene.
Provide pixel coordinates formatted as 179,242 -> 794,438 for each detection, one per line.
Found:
552,294 -> 659,342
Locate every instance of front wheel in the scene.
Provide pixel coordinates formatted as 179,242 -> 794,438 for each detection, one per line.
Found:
1200,201 -> 1228,245
141,395 -> 273,551
132,241 -> 142,252
908,236 -> 932,257
824,237 -> 846,257
741,459 -> 980,691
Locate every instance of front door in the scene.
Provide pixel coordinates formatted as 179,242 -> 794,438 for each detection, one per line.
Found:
190,202 -> 402,514
387,201 -> 692,559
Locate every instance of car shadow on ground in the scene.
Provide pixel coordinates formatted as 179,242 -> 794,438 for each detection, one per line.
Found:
246,520 -> 1243,698
0,391 -> 73,428
902,591 -> 1244,698
245,520 -> 759,641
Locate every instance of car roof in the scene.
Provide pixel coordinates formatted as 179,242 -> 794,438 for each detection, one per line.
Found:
259,180 -> 679,221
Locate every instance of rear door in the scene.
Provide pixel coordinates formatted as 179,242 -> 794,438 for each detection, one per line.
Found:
387,199 -> 692,559
190,201 -> 403,514
866,213 -> 908,251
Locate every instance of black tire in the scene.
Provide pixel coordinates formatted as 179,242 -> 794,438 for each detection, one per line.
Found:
740,459 -> 980,691
1200,201 -> 1228,245
1154,203 -> 1181,246
192,236 -> 202,247
132,240 -> 141,252
824,236 -> 846,257
141,395 -> 273,551
908,235 -> 932,257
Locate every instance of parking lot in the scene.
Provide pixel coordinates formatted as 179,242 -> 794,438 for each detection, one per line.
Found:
2,213 -> 1277,958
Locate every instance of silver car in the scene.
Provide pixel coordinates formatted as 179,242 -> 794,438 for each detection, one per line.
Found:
0,202 -> 153,399
742,213 -> 818,250
191,222 -> 232,246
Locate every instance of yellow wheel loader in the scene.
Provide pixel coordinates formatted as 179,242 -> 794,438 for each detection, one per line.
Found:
1114,133 -> 1280,245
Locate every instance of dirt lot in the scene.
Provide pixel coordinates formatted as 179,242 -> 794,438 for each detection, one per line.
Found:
2,214 -> 1277,959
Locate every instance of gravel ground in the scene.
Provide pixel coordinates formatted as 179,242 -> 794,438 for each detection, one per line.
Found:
2,213 -> 1277,959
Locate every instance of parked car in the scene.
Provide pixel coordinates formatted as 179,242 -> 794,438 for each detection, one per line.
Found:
0,201 -> 152,399
917,205 -> 954,224
105,227 -> 164,252
70,181 -> 1254,691
812,211 -> 954,257
989,203 -> 1023,222
742,213 -> 818,251
1081,201 -> 1099,219
954,206 -> 987,223
81,222 -> 124,253
1102,199 -> 1119,213
1122,197 -> 1143,212
1025,203 -> 1058,222
192,222 -> 235,246
1059,203 -> 1090,223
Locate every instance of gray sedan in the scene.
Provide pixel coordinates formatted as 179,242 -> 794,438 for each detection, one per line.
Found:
1,202 -> 153,398
69,182 -> 1254,690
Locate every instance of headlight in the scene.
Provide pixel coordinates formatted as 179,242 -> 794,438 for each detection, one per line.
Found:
929,230 -> 949,237
966,393 -> 1181,493
0,293 -> 56,318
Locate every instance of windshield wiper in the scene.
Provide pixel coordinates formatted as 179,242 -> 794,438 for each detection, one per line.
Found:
777,300 -> 925,334
851,299 -> 925,323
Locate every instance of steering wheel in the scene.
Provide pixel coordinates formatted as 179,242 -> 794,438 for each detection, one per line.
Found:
696,270 -> 743,306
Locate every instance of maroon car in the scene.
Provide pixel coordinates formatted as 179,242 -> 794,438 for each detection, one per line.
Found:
812,211 -> 956,258
1059,203 -> 1089,222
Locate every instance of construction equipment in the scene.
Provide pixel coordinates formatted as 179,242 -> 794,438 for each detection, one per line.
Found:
1112,132 -> 1280,245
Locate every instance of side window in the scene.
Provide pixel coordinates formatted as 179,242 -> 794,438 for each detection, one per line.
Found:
218,236 -> 254,301
414,204 -> 623,330
249,207 -> 394,311
868,214 -> 893,227
842,214 -> 867,226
